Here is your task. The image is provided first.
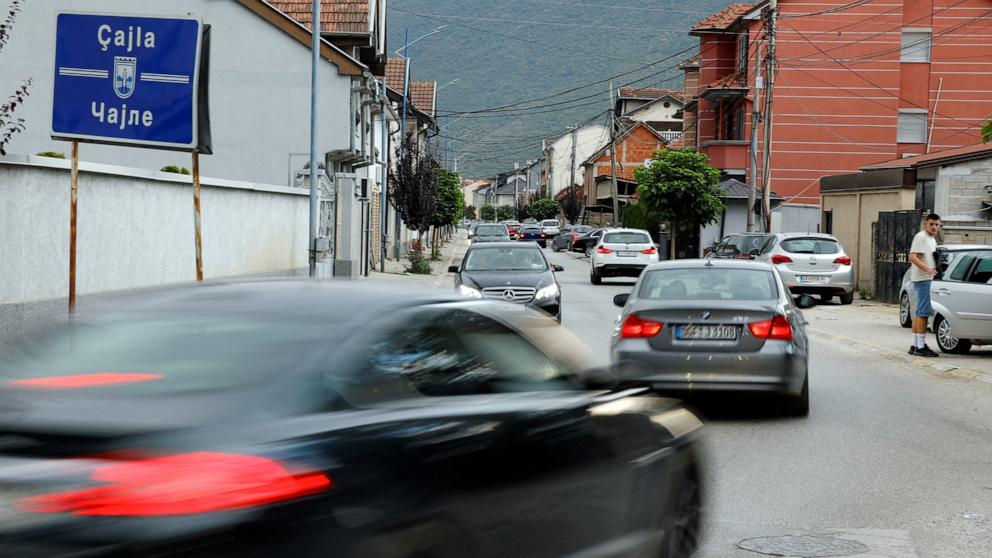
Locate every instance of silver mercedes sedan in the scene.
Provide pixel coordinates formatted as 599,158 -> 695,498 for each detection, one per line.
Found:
610,259 -> 813,416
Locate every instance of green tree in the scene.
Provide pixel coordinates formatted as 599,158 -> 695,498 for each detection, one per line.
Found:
431,168 -> 464,259
530,197 -> 559,220
634,148 -> 724,256
389,134 -> 439,273
982,117 -> 991,143
496,205 -> 516,221
480,204 -> 497,221
463,205 -> 477,220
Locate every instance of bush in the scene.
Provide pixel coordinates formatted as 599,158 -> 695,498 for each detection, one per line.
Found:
36,151 -> 65,159
406,250 -> 432,274
161,165 -> 191,175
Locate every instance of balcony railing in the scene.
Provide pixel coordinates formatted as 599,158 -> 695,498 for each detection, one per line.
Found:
658,130 -> 684,142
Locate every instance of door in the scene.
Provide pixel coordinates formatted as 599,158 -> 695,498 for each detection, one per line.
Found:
936,254 -> 992,338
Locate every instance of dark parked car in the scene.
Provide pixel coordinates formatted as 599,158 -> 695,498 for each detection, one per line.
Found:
0,282 -> 704,558
611,259 -> 813,416
451,242 -> 562,320
517,224 -> 547,248
710,233 -> 773,260
573,228 -> 606,256
552,225 -> 593,252
472,223 -> 511,243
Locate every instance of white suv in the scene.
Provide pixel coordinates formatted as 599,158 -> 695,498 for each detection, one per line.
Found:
540,219 -> 561,238
590,228 -> 659,284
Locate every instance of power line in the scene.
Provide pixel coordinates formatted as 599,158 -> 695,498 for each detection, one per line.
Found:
390,8 -> 710,33
780,0 -> 875,19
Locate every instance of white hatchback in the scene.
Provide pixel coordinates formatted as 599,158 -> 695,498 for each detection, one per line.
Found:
590,228 -> 659,284
540,219 -> 561,238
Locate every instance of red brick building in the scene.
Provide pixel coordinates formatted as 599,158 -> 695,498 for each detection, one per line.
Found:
581,122 -> 668,207
683,0 -> 992,207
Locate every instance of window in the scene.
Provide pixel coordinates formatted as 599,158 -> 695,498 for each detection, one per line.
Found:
736,31 -> 749,80
639,269 -> 778,301
603,232 -> 651,244
967,256 -> 992,284
780,238 -> 841,254
464,246 -> 547,271
900,30 -> 931,62
916,179 -> 935,213
897,110 -> 928,143
947,254 -> 977,282
823,210 -> 833,234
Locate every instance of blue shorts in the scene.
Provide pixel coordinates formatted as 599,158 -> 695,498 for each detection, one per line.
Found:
911,280 -> 933,318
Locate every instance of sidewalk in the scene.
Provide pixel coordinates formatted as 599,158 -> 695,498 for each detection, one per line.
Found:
804,297 -> 992,386
368,233 -> 469,289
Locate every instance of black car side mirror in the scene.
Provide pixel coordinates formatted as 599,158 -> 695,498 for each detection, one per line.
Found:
613,293 -> 630,307
749,249 -> 761,258
796,294 -> 815,309
447,265 -> 459,273
553,264 -> 565,272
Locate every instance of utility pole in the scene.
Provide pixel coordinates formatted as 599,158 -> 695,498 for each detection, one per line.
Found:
569,125 -> 578,197
308,0 -> 321,277
759,0 -> 778,233
747,39 -> 763,233
608,81 -> 620,227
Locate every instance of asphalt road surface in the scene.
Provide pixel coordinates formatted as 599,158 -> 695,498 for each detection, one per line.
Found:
544,244 -> 992,558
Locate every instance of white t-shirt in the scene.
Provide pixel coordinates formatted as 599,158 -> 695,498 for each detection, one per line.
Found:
909,231 -> 938,282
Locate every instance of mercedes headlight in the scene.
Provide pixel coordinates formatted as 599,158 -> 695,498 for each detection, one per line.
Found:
535,283 -> 560,300
458,284 -> 483,299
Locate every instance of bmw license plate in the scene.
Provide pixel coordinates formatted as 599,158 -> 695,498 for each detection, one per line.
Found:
618,251 -> 637,258
798,275 -> 828,284
675,324 -> 738,340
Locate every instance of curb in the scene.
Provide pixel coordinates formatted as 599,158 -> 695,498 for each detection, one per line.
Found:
808,326 -> 992,386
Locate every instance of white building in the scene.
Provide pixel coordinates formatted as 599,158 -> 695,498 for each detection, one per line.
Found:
542,123 -> 609,197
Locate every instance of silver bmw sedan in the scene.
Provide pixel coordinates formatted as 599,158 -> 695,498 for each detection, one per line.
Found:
610,258 -> 813,416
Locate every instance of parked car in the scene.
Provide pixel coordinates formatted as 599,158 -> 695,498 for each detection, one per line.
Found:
611,259 -> 814,416
552,225 -> 593,252
755,233 -> 855,304
589,229 -> 659,285
897,245 -> 992,353
540,219 -> 562,238
0,282 -> 704,557
500,220 -> 521,240
898,244 -> 992,328
574,228 -> 606,256
710,233 -> 774,260
451,242 -> 562,320
472,223 -> 511,243
517,224 -> 547,248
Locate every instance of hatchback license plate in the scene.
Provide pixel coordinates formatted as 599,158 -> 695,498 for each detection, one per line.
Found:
618,251 -> 638,258
798,275 -> 828,284
675,324 -> 738,340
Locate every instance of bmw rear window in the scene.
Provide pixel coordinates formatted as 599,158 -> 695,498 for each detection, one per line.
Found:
639,268 -> 778,301
476,225 -> 507,235
780,238 -> 840,254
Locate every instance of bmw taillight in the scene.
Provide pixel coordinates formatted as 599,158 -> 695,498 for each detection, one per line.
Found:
597,246 -> 614,254
771,255 -> 793,265
620,314 -> 663,339
18,452 -> 332,516
641,247 -> 657,255
748,316 -> 793,341
834,256 -> 852,265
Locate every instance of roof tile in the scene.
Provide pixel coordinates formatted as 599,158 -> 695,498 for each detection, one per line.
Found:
268,1 -> 370,34
409,81 -> 436,117
618,87 -> 683,101
691,3 -> 758,32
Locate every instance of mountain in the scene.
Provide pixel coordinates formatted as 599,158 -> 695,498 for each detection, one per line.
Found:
387,0 -> 739,178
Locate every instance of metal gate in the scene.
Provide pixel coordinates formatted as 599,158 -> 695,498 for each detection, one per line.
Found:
874,210 -> 921,303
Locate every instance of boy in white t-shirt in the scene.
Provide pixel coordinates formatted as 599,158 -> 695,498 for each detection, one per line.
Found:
907,214 -> 941,357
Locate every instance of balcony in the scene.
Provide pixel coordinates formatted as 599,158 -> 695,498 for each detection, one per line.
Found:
657,130 -> 684,142
700,140 -> 748,170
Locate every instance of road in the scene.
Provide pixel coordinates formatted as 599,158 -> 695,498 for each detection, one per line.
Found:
542,244 -> 992,558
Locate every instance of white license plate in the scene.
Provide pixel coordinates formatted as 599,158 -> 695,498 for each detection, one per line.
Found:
618,251 -> 638,258
675,324 -> 738,340
798,275 -> 828,284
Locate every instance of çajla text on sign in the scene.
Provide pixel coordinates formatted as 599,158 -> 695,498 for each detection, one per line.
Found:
91,102 -> 153,130
97,24 -> 155,53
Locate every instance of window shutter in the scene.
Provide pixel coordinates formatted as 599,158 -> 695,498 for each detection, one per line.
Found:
897,111 -> 927,143
900,31 -> 931,62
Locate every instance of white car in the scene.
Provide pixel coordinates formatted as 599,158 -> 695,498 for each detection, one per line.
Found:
898,245 -> 992,353
754,233 -> 856,304
540,219 -> 561,238
590,228 -> 659,285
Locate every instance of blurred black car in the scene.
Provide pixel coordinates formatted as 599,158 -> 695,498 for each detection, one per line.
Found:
451,242 -> 562,320
0,282 -> 704,558
472,223 -> 511,243
517,224 -> 547,248
551,225 -> 593,252
710,233 -> 773,260
573,228 -> 606,256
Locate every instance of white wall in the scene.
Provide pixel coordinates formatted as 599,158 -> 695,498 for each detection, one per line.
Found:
0,0 -> 354,187
548,124 -> 608,196
0,158 -> 308,304
624,99 -> 683,123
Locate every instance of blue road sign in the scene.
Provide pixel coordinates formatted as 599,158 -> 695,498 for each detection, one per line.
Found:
51,13 -> 202,150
